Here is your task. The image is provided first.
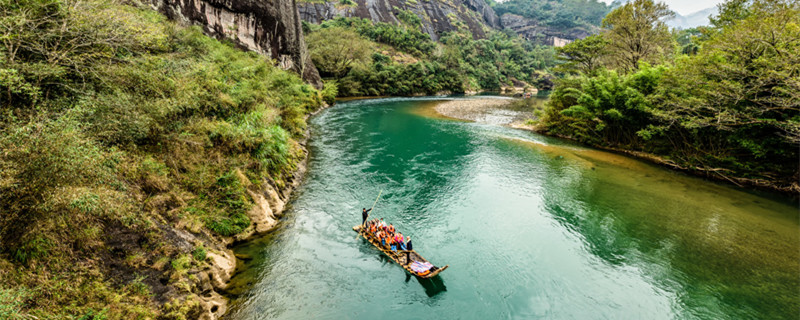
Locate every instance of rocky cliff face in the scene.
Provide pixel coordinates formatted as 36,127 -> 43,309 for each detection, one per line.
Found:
151,0 -> 322,86
298,0 -> 499,40
499,13 -> 592,47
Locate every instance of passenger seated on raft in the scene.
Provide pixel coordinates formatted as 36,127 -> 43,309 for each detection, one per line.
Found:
396,233 -> 405,250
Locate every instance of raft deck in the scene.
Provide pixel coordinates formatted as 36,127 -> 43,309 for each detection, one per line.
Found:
353,225 -> 448,279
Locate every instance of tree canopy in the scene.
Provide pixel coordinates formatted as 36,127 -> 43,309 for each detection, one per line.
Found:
543,0 -> 799,193
601,0 -> 675,72
306,26 -> 372,78
493,0 -> 611,30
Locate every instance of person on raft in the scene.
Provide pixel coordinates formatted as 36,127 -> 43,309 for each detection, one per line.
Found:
405,236 -> 413,265
362,208 -> 371,226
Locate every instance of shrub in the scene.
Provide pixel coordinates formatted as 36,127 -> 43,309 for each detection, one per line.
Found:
192,247 -> 207,261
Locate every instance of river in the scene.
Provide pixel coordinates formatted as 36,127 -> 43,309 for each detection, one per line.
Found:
223,97 -> 799,319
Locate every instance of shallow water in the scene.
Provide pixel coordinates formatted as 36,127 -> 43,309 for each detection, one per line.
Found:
224,97 -> 799,320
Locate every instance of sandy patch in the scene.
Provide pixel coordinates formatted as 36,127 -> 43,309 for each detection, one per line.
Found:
430,98 -> 540,128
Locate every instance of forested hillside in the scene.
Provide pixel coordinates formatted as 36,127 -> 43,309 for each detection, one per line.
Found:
543,0 -> 799,193
0,0 -> 330,318
491,0 -> 610,31
304,17 -> 557,96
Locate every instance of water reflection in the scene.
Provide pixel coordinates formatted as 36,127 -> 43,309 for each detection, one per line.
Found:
410,274 -> 447,297
225,98 -> 798,320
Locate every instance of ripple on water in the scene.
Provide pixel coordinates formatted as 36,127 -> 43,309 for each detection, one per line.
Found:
225,97 -> 799,320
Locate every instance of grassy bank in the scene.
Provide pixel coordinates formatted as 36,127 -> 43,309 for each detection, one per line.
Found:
0,0 -> 331,318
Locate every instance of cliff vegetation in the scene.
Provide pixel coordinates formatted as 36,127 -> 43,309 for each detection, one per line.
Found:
493,0 -> 608,28
0,0 -> 329,318
304,17 -> 557,96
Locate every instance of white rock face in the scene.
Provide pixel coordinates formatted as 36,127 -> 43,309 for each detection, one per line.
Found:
247,190 -> 278,233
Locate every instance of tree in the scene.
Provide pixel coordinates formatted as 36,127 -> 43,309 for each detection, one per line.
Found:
656,0 -> 800,143
554,34 -> 608,74
601,0 -> 675,72
709,0 -> 752,29
306,27 -> 372,78
673,28 -> 703,55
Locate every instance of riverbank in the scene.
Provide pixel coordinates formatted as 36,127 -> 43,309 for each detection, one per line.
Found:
430,98 -> 798,197
0,3 -> 333,317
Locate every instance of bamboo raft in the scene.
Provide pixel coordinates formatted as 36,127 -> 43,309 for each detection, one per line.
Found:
353,225 -> 448,279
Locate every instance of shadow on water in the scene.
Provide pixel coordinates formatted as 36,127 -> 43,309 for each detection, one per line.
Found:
358,237 -> 448,298
408,273 -> 448,297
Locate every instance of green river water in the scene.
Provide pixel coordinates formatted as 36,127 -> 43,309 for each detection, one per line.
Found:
224,97 -> 799,319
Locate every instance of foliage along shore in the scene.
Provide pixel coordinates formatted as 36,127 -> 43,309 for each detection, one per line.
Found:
540,0 -> 799,195
437,97 -> 797,196
0,0 -> 334,318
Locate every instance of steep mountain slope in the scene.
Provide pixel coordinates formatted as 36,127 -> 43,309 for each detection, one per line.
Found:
151,0 -> 323,86
298,0 -> 499,40
500,13 -> 594,46
0,0 -> 330,319
298,0 -> 606,45
492,0 -> 608,45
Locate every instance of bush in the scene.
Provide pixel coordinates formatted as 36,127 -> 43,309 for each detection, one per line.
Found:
192,247 -> 207,261
0,0 -> 324,317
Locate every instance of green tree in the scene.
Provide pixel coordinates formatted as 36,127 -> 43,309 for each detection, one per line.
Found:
653,0 -> 799,180
601,0 -> 675,72
554,34 -> 608,74
709,0 -> 752,29
672,28 -> 703,55
306,26 -> 372,78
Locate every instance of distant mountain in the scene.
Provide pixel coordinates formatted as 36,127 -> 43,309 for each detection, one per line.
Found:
666,6 -> 718,29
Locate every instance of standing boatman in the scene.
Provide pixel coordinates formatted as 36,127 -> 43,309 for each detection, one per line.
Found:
361,207 -> 371,227
405,236 -> 413,265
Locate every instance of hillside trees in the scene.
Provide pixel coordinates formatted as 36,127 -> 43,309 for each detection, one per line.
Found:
543,0 -> 800,192
307,27 -> 372,78
304,17 -> 558,96
554,34 -> 608,74
493,0 -> 610,30
651,0 -> 800,180
601,0 -> 675,72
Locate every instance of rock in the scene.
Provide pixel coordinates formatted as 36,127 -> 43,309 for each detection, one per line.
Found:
197,291 -> 227,320
298,0 -> 499,40
531,71 -> 555,91
206,250 -> 235,290
264,184 -> 285,218
499,13 -> 593,46
150,0 -> 322,87
246,190 -> 278,234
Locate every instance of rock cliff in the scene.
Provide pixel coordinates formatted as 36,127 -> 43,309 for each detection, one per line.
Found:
150,0 -> 322,86
499,13 -> 593,46
298,0 -> 499,40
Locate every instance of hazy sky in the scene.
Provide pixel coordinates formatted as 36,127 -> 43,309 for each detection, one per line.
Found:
601,0 -> 725,15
